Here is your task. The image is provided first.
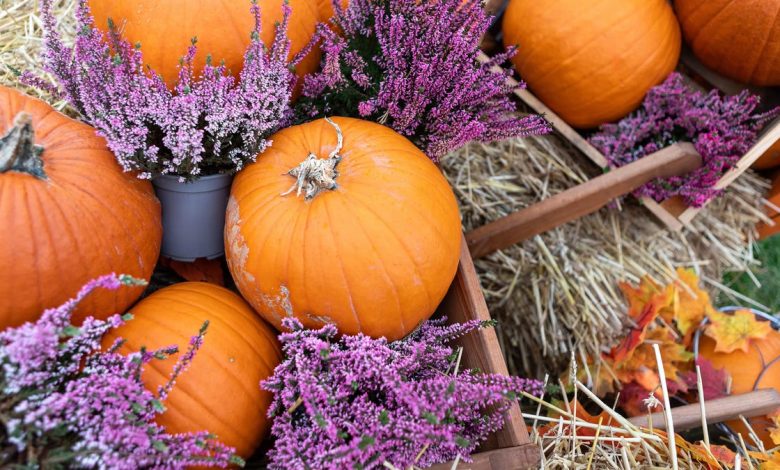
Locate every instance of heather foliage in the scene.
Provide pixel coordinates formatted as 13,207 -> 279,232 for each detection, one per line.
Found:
296,0 -> 550,161
32,0 -> 300,180
590,73 -> 779,207
0,274 -> 241,469
262,317 -> 544,469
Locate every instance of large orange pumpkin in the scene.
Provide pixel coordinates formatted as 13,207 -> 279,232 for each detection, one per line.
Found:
699,324 -> 780,447
225,117 -> 462,341
88,0 -> 320,88
0,86 -> 161,329
103,282 -> 282,460
502,0 -> 681,129
675,0 -> 780,87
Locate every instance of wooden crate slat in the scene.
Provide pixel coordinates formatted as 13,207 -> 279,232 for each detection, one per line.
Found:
441,235 -> 530,448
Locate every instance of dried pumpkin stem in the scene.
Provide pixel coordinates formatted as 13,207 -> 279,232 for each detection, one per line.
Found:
282,117 -> 343,200
0,112 -> 46,179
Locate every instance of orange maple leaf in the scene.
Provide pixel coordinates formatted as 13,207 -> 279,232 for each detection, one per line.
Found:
769,409 -> 780,446
610,278 -> 673,363
705,309 -> 773,354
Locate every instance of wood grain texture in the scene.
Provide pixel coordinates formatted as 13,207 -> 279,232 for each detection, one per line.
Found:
466,143 -> 702,259
627,389 -> 780,431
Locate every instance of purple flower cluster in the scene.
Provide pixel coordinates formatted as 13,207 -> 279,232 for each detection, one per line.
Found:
262,317 -> 543,469
589,73 -> 780,207
296,0 -> 550,161
0,274 -> 240,469
32,0 -> 302,180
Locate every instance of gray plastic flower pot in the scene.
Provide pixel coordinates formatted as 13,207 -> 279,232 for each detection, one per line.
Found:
152,174 -> 233,262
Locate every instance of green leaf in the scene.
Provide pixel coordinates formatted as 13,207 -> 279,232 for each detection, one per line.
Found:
61,325 -> 81,337
152,440 -> 169,452
151,399 -> 166,413
455,436 -> 471,448
358,435 -> 375,450
378,410 -> 389,425
422,412 -> 439,425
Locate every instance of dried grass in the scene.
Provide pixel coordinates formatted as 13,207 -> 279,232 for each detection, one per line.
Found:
442,133 -> 772,378
0,0 -> 75,109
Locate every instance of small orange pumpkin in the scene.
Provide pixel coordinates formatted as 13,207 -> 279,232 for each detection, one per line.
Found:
502,0 -> 681,129
225,117 -> 462,341
88,0 -> 320,88
103,282 -> 282,460
675,0 -> 780,87
699,324 -> 780,447
0,86 -> 161,329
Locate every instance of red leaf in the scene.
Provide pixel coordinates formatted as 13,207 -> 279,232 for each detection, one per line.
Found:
681,358 -> 728,401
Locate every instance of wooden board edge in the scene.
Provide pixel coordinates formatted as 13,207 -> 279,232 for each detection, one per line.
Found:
425,443 -> 541,470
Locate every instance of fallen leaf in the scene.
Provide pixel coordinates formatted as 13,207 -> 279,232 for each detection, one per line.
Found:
681,358 -> 728,401
671,268 -> 717,338
609,280 -> 672,363
161,257 -> 225,286
705,309 -> 773,354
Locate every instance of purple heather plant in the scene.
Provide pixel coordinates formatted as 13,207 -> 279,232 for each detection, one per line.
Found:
0,274 -> 241,469
29,0 -> 305,180
589,73 -> 780,207
296,0 -> 551,161
262,317 -> 544,469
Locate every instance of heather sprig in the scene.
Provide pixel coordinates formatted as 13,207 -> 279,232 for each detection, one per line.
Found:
0,274 -> 241,469
589,73 -> 780,207
262,317 -> 543,469
32,0 -> 299,180
296,0 -> 550,161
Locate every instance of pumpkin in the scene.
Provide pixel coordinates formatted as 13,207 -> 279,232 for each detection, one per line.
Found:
0,86 -> 161,329
502,0 -> 681,129
755,140 -> 780,170
699,324 -> 780,447
225,117 -> 462,341
675,0 -> 780,87
88,0 -> 320,88
103,282 -> 282,459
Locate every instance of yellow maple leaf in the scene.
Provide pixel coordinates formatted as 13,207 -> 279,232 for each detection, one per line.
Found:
671,268 -> 716,337
769,409 -> 780,446
705,309 -> 773,354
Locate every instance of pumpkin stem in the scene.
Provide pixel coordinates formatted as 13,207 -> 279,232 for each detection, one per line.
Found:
282,117 -> 343,201
0,113 -> 46,179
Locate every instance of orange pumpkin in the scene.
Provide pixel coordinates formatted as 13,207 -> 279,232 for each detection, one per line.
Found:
755,140 -> 780,170
225,117 -> 462,341
502,0 -> 681,129
699,326 -> 780,446
103,282 -> 282,459
675,0 -> 780,87
88,0 -> 320,88
0,86 -> 161,329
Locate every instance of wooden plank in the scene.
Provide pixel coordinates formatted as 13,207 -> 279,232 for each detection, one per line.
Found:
441,235 -> 531,451
628,389 -> 780,432
426,445 -> 541,470
466,143 -> 702,259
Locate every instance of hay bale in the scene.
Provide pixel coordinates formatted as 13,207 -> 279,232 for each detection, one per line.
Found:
442,133 -> 771,378
0,0 -> 75,109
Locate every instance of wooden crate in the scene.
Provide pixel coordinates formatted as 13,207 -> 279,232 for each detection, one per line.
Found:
430,235 -> 539,469
477,50 -> 780,232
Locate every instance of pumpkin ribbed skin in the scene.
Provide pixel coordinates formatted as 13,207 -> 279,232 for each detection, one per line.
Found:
103,282 -> 282,459
675,0 -> 780,86
88,0 -> 320,88
225,117 -> 462,341
0,86 -> 161,329
503,0 -> 681,129
700,329 -> 780,447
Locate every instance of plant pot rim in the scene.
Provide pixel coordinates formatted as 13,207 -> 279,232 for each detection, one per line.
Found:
152,173 -> 234,193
